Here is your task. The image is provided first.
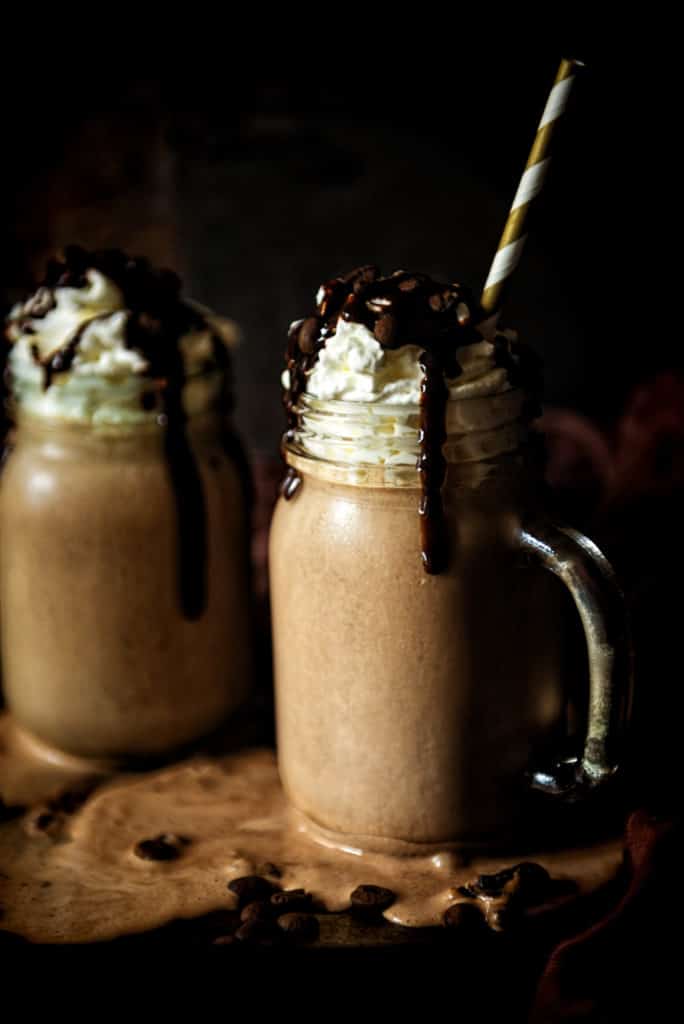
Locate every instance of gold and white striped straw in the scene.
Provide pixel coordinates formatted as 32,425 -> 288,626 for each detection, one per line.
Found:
480,57 -> 584,314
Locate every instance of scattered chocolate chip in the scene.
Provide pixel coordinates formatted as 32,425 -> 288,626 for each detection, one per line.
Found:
270,889 -> 311,913
444,902 -> 487,930
240,901 -> 274,924
397,276 -> 421,292
297,316 -> 321,355
228,875 -> 278,908
373,314 -> 397,346
350,884 -> 395,915
234,919 -> 279,944
277,912 -> 319,943
134,834 -> 190,862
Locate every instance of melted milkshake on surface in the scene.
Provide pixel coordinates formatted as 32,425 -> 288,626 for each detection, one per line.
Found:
270,265 -> 569,847
0,247 -> 251,758
0,717 -> 620,942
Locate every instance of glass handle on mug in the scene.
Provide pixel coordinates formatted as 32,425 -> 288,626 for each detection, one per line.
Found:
518,522 -> 633,795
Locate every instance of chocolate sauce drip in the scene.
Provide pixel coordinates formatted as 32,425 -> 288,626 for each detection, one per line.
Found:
3,246 -> 236,621
283,267 -> 492,572
279,466 -> 301,501
32,314 -> 111,391
418,350 -> 450,574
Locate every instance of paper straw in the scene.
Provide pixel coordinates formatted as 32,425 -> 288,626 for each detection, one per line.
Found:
480,57 -> 584,314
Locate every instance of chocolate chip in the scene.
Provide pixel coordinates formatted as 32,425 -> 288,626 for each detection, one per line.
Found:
134,834 -> 190,861
342,264 -> 379,289
366,296 -> 393,313
277,913 -> 319,943
373,314 -> 397,346
444,902 -> 487,930
234,919 -> 279,944
397,276 -> 421,292
297,316 -> 321,355
240,901 -> 274,924
270,889 -> 311,913
350,884 -> 395,915
228,875 -> 278,908
431,289 -> 459,313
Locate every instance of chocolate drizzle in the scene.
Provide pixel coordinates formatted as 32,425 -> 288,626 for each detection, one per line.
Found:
279,466 -> 302,501
283,267 -> 495,572
4,246 -> 236,620
33,313 -> 112,391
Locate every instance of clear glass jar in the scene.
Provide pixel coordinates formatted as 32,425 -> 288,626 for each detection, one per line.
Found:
270,392 -> 630,849
0,377 -> 251,760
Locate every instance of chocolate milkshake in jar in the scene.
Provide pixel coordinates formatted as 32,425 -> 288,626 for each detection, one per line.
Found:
0,247 -> 251,759
270,266 -> 630,850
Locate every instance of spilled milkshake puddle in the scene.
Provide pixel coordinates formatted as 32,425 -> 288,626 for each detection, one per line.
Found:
0,718 -> 621,944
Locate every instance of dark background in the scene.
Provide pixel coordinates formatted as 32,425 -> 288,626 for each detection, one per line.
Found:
1,43 -> 672,454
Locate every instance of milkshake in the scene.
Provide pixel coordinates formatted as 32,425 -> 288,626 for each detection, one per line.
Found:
270,266 -> 627,848
0,247 -> 251,758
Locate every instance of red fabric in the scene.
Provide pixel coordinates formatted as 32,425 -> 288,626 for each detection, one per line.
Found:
531,810 -> 680,1021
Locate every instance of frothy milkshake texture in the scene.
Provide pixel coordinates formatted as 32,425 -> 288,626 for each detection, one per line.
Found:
271,265 -> 554,847
1,247 -> 251,758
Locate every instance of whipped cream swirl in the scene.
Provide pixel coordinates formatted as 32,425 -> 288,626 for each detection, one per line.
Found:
5,251 -> 237,426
